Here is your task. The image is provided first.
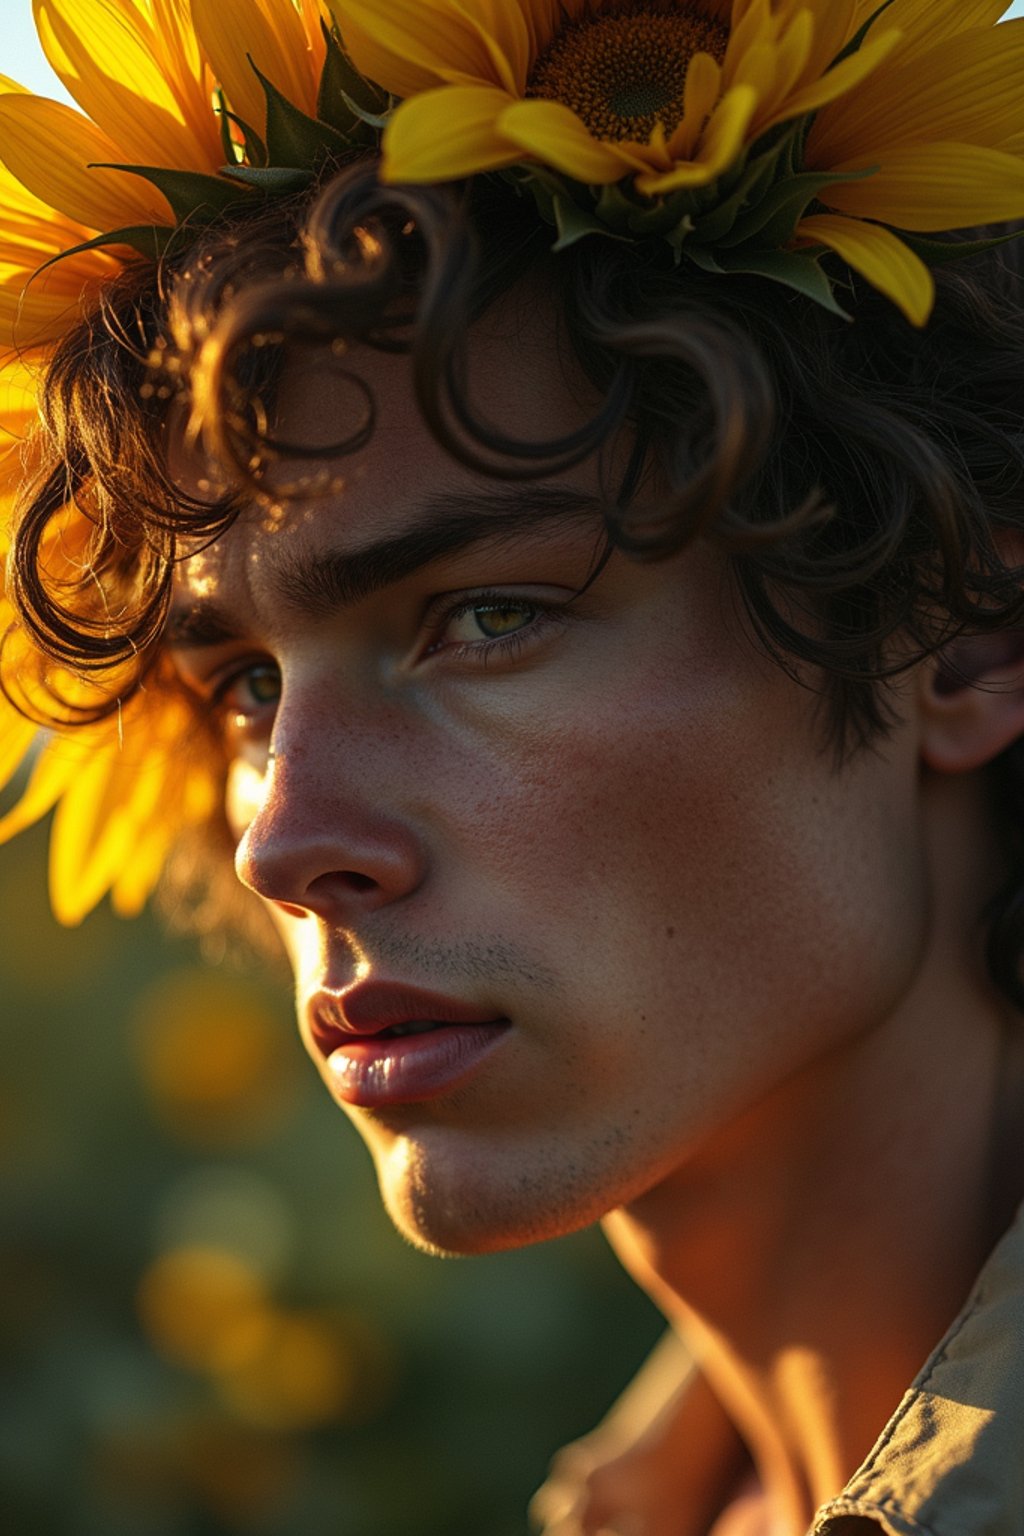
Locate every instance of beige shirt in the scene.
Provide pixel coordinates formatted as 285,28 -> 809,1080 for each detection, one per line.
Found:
812,1203 -> 1024,1535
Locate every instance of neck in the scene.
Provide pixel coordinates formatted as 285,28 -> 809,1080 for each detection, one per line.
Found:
603,770 -> 1024,1534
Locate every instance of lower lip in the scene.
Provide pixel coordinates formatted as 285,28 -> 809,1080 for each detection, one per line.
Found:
324,1022 -> 511,1108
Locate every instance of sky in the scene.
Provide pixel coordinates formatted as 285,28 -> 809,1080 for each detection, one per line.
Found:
3,1 -> 1024,100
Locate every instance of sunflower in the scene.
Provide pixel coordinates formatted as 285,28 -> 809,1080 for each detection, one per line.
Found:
340,0 -> 1024,326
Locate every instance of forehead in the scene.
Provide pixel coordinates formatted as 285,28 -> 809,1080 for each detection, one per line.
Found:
170,291 -> 611,614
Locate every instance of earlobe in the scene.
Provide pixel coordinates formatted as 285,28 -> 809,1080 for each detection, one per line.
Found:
919,631 -> 1024,774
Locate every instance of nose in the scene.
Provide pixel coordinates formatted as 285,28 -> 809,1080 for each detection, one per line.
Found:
234,736 -> 428,922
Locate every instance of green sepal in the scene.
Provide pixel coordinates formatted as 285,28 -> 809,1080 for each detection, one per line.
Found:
216,89 -> 237,165
318,19 -> 387,137
626,184 -> 702,237
214,92 -> 268,168
688,131 -> 796,247
552,193 -> 631,251
91,164 -> 253,223
336,91 -> 391,131
218,164 -> 315,193
35,224 -> 176,273
719,166 -> 877,251
899,228 -> 1024,266
662,213 -> 696,262
515,162 -> 577,227
250,58 -> 353,169
689,245 -> 852,320
593,181 -> 640,234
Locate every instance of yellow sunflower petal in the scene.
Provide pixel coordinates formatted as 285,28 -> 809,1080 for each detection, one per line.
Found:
498,97 -> 647,184
338,0 -> 495,96
0,730 -> 89,845
382,85 -> 524,181
856,0 -> 1010,63
749,8 -> 813,131
759,26 -> 903,131
49,733 -> 129,924
0,94 -> 171,231
0,254 -> 114,351
822,142 -> 1024,231
493,0 -> 562,62
34,0 -> 218,172
193,0 -> 323,133
668,51 -> 722,158
722,0 -> 776,89
796,213 -> 934,326
800,0 -> 857,84
808,22 -> 1024,166
441,0 -> 535,95
0,708 -> 38,796
638,85 -> 758,196
148,0 -> 224,165
110,817 -> 173,916
0,351 -> 42,435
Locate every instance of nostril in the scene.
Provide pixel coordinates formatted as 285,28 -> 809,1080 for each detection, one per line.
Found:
341,870 -> 377,893
306,869 -> 378,899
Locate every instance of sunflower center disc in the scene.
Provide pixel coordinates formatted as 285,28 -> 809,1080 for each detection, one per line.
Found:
527,4 -> 730,144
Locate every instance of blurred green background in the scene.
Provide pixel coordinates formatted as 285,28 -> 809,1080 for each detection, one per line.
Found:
0,815 -> 662,1536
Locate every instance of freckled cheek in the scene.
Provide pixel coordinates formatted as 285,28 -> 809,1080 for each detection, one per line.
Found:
432,692 -> 743,925
432,685 -> 923,1037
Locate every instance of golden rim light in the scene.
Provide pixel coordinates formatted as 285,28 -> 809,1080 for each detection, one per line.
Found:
1,0 -> 1024,924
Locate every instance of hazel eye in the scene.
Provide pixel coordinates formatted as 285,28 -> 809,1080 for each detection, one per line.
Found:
218,662 -> 281,729
444,601 -> 539,643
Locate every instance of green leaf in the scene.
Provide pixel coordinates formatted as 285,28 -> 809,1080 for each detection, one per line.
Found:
318,19 -> 388,131
719,166 -> 877,251
218,164 -> 315,193
250,57 -> 353,168
552,193 -> 630,251
688,245 -> 852,319
899,228 -> 1024,266
90,164 -> 252,223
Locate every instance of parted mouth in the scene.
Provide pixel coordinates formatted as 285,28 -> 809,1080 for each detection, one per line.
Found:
306,982 -> 508,1056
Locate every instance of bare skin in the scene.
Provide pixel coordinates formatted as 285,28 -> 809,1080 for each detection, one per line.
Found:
168,293 -> 1024,1536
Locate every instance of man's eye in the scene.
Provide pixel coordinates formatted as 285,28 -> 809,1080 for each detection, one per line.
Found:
431,597 -> 543,651
215,662 -> 282,730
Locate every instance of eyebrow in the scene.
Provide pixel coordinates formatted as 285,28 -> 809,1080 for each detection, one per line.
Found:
165,485 -> 606,649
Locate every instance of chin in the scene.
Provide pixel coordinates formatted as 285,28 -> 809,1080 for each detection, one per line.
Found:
372,1133 -> 615,1258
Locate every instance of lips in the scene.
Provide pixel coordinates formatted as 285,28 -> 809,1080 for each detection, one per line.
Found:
305,981 -> 511,1108
308,981 -> 507,1051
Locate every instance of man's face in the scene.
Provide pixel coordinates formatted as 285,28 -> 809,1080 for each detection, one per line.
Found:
169,293 -> 930,1256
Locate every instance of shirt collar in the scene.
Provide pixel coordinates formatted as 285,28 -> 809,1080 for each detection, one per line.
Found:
811,1202 -> 1024,1536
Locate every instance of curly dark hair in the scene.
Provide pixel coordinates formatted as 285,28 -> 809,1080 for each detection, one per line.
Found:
6,154 -> 1024,993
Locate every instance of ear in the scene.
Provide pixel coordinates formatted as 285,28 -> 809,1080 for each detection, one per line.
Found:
919,630 -> 1024,773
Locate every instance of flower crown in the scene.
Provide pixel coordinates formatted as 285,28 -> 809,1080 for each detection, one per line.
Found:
2,0 -> 1023,925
